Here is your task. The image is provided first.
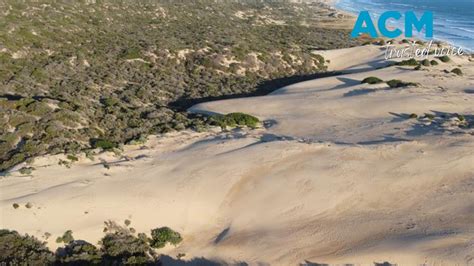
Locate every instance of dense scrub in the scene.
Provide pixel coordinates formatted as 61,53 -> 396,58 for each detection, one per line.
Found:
0,0 -> 361,171
0,225 -> 182,264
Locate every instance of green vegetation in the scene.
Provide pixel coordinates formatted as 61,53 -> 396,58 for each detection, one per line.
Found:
0,229 -> 55,264
386,80 -> 418,88
100,231 -> 155,264
1,225 -> 183,264
209,112 -> 260,129
361,77 -> 383,84
437,55 -> 451,62
149,227 -> 183,249
12,203 -> 19,209
420,59 -> 430,66
90,139 -> 118,151
409,113 -> 418,119
430,60 -> 439,66
456,113 -> 466,121
56,240 -> 102,264
451,68 -> 463,76
18,167 -> 34,175
395,58 -> 419,66
67,155 -> 79,162
56,230 -> 74,244
0,0 -> 362,171
424,113 -> 435,120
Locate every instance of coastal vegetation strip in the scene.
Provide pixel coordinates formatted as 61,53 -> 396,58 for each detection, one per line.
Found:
0,0 -> 361,172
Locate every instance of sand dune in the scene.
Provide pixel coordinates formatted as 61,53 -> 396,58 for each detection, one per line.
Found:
1,45 -> 474,265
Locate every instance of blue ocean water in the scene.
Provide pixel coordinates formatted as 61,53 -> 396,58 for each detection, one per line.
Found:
335,0 -> 474,51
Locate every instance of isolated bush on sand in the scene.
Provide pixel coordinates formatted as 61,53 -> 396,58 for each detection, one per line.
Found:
149,227 -> 183,249
420,59 -> 431,66
437,55 -> 451,62
361,77 -> 383,84
395,58 -> 419,66
210,112 -> 260,129
430,60 -> 439,65
386,79 -> 418,88
451,68 -> 463,76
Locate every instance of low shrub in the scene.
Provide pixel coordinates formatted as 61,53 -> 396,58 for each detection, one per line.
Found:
209,112 -> 259,129
437,55 -> 450,62
19,167 -> 34,175
386,79 -> 418,88
455,113 -> 466,121
90,138 -> 118,150
451,68 -> 463,76
56,230 -> 74,244
409,113 -> 418,119
67,155 -> 79,162
395,58 -> 419,66
430,60 -> 439,66
420,59 -> 430,66
361,77 -> 383,84
424,113 -> 435,120
149,227 -> 182,249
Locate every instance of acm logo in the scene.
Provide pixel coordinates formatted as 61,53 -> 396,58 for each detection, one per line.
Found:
351,11 -> 433,39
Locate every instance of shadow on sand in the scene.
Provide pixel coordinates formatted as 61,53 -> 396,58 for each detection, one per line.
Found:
169,72 -> 342,111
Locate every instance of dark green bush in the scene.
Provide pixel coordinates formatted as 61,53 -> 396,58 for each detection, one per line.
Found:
420,59 -> 430,66
386,79 -> 418,88
437,55 -> 450,62
56,240 -> 102,264
56,230 -> 75,244
430,60 -> 438,65
451,68 -> 463,76
100,231 -> 156,264
19,167 -> 34,175
149,227 -> 183,249
90,139 -> 117,150
210,112 -> 259,129
424,113 -> 435,120
361,77 -> 383,84
0,229 -> 55,264
67,155 -> 79,162
395,58 -> 419,66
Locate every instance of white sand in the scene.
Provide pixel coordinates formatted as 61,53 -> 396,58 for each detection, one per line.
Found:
1,45 -> 474,265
